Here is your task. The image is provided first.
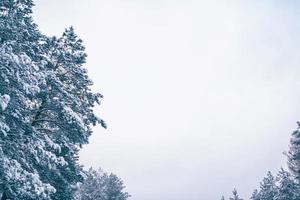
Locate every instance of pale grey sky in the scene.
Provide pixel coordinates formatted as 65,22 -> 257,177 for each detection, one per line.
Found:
34,1 -> 300,199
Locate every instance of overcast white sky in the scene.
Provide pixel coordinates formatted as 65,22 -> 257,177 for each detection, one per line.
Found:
33,1 -> 300,199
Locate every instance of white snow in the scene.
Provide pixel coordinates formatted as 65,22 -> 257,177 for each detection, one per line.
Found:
0,94 -> 10,111
0,121 -> 10,137
63,105 -> 85,129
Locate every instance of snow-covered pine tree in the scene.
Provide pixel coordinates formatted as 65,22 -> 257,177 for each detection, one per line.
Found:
251,171 -> 278,200
287,122 -> 300,183
229,189 -> 243,200
0,0 -> 41,59
0,0 -> 57,199
75,168 -> 130,200
250,189 -> 259,200
274,168 -> 299,200
0,1 -> 106,199
0,41 -> 56,200
104,173 -> 130,200
74,168 -> 107,200
30,27 -> 106,199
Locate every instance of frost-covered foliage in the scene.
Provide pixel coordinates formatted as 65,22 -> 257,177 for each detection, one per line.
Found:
287,122 -> 300,183
229,189 -> 243,200
74,168 -> 130,200
0,94 -> 10,111
251,171 -> 277,200
0,0 -> 106,199
0,38 -> 55,199
221,189 -> 244,200
250,169 -> 300,200
224,122 -> 300,200
30,27 -> 106,200
249,122 -> 300,200
275,168 -> 299,200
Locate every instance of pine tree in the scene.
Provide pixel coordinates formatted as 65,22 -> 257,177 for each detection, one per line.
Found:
0,1 -> 58,199
275,168 -> 299,200
29,27 -> 106,200
251,171 -> 278,200
0,0 -> 41,58
75,168 -> 130,200
0,1 -> 106,199
250,122 -> 300,200
250,189 -> 259,200
229,189 -> 243,200
0,36 -> 55,200
287,122 -> 300,183
104,173 -> 130,200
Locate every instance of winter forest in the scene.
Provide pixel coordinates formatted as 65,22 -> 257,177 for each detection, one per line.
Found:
0,0 -> 129,199
0,0 -> 300,200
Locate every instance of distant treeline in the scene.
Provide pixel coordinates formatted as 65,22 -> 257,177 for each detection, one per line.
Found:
222,123 -> 300,200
